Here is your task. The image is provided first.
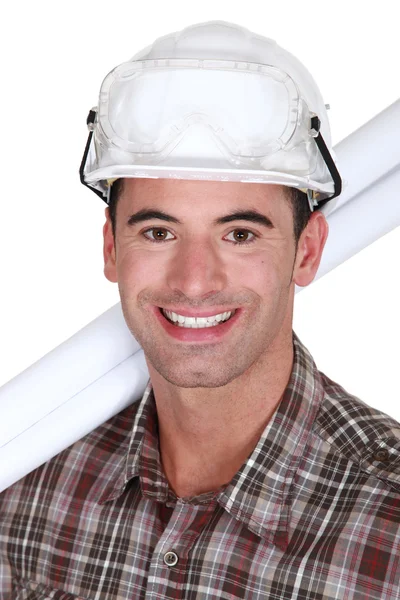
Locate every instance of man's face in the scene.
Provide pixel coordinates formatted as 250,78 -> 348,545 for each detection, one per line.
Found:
103,178 -> 326,388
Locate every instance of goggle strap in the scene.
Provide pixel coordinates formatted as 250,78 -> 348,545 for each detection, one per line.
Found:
311,116 -> 342,205
79,109 -> 107,202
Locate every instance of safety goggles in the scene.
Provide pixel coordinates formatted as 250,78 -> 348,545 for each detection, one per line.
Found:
80,58 -> 341,207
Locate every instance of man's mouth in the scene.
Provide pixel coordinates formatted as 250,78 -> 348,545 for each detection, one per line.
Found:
160,308 -> 236,328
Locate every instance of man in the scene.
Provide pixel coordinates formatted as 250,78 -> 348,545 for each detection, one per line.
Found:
1,21 -> 399,600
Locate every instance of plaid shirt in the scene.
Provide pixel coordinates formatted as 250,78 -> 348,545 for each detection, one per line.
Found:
1,332 -> 400,599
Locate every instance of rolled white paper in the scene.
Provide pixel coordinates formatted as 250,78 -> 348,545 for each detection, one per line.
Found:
1,100 -> 399,493
322,99 -> 400,220
1,351 -> 148,493
1,303 -> 141,448
315,166 -> 400,283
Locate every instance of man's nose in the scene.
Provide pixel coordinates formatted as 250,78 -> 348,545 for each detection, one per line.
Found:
166,238 -> 227,299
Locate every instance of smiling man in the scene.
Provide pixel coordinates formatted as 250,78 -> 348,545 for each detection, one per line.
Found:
102,178 -> 328,499
1,21 -> 400,600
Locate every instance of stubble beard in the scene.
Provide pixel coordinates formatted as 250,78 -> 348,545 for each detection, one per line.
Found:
119,289 -> 291,390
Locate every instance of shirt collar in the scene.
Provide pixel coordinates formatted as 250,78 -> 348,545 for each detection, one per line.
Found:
99,332 -> 325,552
98,382 -> 154,504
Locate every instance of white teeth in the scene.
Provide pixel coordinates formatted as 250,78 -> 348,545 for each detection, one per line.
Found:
162,309 -> 235,328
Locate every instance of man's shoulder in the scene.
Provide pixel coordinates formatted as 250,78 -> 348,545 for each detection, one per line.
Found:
314,370 -> 400,492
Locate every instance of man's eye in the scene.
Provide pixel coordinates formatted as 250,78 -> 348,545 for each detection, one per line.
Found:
225,229 -> 257,245
141,228 -> 256,245
143,228 -> 175,242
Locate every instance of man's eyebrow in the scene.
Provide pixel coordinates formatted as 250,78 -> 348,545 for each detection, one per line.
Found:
127,209 -> 182,226
214,210 -> 275,229
126,208 -> 275,229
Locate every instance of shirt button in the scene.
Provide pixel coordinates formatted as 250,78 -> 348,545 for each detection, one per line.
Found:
373,449 -> 390,462
163,551 -> 179,567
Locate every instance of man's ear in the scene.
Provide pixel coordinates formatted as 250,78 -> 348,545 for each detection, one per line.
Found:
293,211 -> 329,288
103,207 -> 117,283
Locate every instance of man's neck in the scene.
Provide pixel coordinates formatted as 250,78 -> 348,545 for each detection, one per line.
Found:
147,332 -> 294,499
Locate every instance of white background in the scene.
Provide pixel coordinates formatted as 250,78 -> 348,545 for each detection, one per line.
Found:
1,0 -> 399,418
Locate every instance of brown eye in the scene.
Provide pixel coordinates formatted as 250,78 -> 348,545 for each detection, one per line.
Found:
143,228 -> 174,242
226,229 -> 256,245
152,228 -> 168,239
233,229 -> 250,242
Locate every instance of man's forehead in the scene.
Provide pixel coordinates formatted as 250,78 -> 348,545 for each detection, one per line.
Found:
120,177 -> 289,218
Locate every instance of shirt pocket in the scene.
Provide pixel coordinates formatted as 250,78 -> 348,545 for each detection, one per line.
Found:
12,579 -> 91,600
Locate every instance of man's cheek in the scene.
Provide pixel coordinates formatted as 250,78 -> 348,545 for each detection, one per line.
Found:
117,252 -> 152,281
232,259 -> 278,291
118,258 -> 168,301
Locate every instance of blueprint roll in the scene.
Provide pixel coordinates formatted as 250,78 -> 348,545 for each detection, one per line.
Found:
1,101 -> 399,493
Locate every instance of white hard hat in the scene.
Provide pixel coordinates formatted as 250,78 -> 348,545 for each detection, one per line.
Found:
80,21 -> 342,209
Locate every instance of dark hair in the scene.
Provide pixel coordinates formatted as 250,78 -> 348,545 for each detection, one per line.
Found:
108,178 -> 124,241
108,179 -> 312,248
284,187 -> 313,248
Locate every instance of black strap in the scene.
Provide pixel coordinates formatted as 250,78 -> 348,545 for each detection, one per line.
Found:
310,116 -> 342,207
79,109 -> 106,201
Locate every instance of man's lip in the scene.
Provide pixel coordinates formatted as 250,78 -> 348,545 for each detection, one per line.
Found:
157,307 -> 238,318
153,304 -> 241,342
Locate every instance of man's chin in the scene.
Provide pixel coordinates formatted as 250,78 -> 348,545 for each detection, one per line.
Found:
147,360 -> 240,389
160,375 -> 231,389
